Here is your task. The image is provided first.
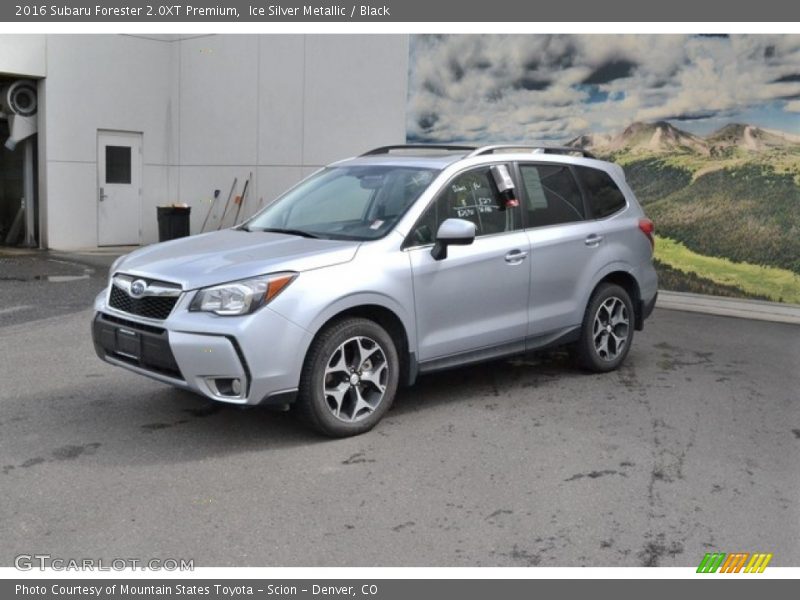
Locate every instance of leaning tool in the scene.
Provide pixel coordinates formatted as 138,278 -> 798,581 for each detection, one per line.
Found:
233,172 -> 252,226
216,177 -> 238,231
200,188 -> 221,233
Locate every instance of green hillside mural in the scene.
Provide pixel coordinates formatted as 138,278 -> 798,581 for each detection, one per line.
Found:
407,35 -> 800,304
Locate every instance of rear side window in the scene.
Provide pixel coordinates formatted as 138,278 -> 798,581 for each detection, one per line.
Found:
576,166 -> 627,218
519,163 -> 585,227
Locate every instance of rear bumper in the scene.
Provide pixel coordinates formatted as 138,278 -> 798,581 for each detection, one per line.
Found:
636,291 -> 658,330
643,290 -> 658,320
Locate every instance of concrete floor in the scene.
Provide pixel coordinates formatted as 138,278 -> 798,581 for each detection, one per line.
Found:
0,253 -> 798,567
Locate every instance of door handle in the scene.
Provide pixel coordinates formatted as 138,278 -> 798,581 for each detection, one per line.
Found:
504,249 -> 528,264
98,187 -> 108,202
585,234 -> 604,246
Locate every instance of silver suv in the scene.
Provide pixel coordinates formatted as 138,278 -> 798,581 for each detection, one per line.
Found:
92,144 -> 658,437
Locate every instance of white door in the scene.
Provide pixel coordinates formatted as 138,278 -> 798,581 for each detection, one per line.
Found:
97,131 -> 142,246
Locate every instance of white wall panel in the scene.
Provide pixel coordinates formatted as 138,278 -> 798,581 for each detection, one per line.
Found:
44,35 -> 172,164
42,35 -> 173,247
178,35 -> 259,167
257,35 -> 305,166
45,161 -> 96,249
0,35 -> 46,77
303,35 -> 408,164
35,34 -> 410,249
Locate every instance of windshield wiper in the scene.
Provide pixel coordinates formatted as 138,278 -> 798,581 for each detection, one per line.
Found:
256,227 -> 321,239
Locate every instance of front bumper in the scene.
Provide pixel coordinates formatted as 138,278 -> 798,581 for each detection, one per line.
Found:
92,290 -> 312,406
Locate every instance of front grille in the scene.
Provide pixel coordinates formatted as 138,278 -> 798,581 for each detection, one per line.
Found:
109,284 -> 179,320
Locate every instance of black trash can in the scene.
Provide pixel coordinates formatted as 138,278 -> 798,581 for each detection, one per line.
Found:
156,206 -> 191,242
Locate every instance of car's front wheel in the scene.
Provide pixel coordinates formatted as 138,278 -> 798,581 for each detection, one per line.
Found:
297,317 -> 399,437
574,283 -> 634,372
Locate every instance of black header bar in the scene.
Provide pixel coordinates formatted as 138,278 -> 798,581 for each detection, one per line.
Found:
2,0 -> 799,22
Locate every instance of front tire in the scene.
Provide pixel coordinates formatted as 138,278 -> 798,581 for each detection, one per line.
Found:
574,283 -> 634,372
297,318 -> 399,437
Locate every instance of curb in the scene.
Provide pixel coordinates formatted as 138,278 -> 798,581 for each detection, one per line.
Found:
657,291 -> 800,325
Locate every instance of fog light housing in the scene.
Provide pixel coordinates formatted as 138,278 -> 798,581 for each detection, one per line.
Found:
209,377 -> 244,398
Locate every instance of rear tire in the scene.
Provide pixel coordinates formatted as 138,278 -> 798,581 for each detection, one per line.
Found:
297,317 -> 399,437
574,283 -> 634,372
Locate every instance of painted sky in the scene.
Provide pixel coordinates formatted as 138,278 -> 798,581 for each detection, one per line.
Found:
406,34 -> 800,143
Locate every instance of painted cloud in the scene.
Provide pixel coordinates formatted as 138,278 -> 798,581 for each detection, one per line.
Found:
406,34 -> 800,143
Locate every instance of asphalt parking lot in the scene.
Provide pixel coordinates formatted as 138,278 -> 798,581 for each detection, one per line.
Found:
1,252 -> 798,567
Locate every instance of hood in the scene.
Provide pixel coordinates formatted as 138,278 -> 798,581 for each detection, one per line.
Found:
116,230 -> 361,290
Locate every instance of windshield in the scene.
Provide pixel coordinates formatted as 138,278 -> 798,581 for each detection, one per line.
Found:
243,165 -> 439,240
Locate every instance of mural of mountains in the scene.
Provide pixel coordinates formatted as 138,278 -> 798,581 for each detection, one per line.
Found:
568,121 -> 800,156
567,121 -> 800,304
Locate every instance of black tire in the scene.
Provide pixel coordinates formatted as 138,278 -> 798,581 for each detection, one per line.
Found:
297,317 -> 399,437
574,283 -> 634,372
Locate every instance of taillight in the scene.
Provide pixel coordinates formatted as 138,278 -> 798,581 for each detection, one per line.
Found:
638,218 -> 654,249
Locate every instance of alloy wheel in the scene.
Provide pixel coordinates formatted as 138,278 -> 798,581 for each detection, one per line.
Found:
322,336 -> 389,423
592,296 -> 630,361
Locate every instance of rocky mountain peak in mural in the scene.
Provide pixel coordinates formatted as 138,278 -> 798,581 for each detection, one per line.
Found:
568,121 -> 708,155
617,121 -> 709,155
568,121 -> 800,157
705,123 -> 800,152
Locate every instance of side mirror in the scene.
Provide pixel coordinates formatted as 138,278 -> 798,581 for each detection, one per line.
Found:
431,218 -> 476,260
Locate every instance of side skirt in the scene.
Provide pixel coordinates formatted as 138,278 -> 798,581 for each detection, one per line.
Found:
416,326 -> 581,377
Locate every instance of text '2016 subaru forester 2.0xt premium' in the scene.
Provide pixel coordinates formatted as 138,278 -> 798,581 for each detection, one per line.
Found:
92,144 -> 658,437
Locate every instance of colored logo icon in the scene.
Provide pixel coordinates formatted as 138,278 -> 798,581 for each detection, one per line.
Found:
697,552 -> 773,573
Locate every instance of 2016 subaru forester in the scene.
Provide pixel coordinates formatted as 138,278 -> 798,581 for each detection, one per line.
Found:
92,144 -> 658,437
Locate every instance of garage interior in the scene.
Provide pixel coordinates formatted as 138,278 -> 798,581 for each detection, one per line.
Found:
0,74 -> 38,247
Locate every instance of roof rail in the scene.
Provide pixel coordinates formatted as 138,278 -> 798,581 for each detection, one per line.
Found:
361,144 -> 477,156
468,145 -> 597,159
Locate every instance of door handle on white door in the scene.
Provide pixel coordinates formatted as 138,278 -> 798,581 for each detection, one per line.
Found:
504,249 -> 528,263
585,234 -> 604,246
98,187 -> 108,202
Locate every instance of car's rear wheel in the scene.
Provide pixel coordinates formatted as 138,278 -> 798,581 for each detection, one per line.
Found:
574,283 -> 634,372
297,317 -> 399,437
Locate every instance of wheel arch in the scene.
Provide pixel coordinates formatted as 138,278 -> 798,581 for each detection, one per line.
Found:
589,267 -> 644,330
307,301 -> 417,387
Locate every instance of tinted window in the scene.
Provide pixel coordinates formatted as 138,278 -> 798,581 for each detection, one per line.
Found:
576,166 -> 627,218
410,166 -> 522,245
246,165 -> 437,241
105,146 -> 131,184
284,174 -> 373,227
519,163 -> 584,227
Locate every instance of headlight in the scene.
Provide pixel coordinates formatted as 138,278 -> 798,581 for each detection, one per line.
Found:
189,273 -> 297,316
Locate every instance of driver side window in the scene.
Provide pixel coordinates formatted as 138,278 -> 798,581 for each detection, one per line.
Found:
410,166 -> 521,245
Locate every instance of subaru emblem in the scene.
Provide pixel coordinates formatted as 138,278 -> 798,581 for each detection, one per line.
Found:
130,279 -> 147,298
